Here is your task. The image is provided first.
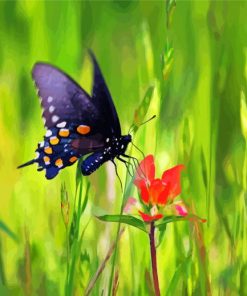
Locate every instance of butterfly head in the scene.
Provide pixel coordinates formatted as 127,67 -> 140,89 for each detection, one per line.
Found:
121,134 -> 132,150
124,134 -> 132,142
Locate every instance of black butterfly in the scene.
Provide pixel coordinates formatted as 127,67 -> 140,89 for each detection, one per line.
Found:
18,51 -> 132,179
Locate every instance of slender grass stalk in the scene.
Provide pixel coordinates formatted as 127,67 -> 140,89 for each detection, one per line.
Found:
0,240 -> 6,285
149,222 -> 160,296
107,185 -> 126,296
107,169 -> 135,295
24,227 -> 32,296
65,226 -> 69,288
65,176 -> 90,295
112,268 -> 119,296
85,228 -> 124,296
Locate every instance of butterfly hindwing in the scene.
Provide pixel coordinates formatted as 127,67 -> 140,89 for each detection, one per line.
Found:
71,133 -> 105,155
33,123 -> 106,179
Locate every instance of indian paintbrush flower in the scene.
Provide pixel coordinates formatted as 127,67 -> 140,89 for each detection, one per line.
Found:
125,154 -> 188,222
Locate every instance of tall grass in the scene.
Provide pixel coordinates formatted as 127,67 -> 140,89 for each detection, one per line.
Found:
0,0 -> 246,295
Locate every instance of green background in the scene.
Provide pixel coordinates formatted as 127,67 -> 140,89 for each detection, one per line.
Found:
0,0 -> 246,295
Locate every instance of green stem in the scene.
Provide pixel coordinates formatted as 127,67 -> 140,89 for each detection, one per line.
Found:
108,203 -> 124,295
108,173 -> 129,295
66,226 -> 69,288
149,222 -> 160,296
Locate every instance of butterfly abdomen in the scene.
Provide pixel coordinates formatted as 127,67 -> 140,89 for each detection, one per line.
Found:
81,135 -> 132,176
81,151 -> 110,176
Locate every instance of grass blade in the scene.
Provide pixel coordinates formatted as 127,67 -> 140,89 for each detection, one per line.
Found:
0,220 -> 18,243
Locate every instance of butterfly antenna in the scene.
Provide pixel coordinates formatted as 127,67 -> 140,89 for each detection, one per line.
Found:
138,115 -> 156,127
128,115 -> 156,134
128,123 -> 135,134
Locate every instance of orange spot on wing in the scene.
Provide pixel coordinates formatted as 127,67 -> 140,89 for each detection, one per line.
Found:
69,156 -> 78,163
50,136 -> 59,145
55,159 -> 63,168
43,156 -> 50,164
77,125 -> 90,135
44,146 -> 52,154
59,129 -> 70,137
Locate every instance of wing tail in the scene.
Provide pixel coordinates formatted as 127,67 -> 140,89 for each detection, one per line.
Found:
17,159 -> 36,169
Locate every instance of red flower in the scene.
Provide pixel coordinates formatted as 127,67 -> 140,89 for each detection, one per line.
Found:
134,155 -> 184,206
125,155 -> 187,222
124,155 -> 207,225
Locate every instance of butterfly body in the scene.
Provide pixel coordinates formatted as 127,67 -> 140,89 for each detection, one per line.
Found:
81,135 -> 131,175
18,52 -> 132,179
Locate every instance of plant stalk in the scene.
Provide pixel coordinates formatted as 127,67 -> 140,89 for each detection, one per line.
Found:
149,222 -> 160,296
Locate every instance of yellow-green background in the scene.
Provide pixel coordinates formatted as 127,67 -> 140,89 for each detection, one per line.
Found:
0,1 -> 246,295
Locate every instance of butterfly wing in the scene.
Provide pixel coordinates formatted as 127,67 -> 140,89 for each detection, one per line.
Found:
89,51 -> 121,137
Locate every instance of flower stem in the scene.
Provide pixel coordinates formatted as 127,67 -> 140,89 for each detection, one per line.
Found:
149,222 -> 160,296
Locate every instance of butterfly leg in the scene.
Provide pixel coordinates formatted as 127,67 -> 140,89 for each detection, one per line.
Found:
111,159 -> 123,191
122,154 -> 139,164
122,154 -> 146,179
117,156 -> 134,177
122,154 -> 139,170
131,142 -> 145,160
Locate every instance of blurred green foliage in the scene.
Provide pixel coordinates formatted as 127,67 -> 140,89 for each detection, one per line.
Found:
0,0 -> 246,295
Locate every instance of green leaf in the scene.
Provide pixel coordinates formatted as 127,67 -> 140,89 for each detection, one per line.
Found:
166,255 -> 192,296
69,212 -> 77,248
0,220 -> 18,243
97,215 -> 147,233
166,0 -> 176,29
201,148 -> 208,189
75,157 -> 84,190
162,42 -> 174,80
155,215 -> 187,229
122,174 -> 135,208
156,214 -> 206,229
80,181 -> 90,217
156,223 -> 167,248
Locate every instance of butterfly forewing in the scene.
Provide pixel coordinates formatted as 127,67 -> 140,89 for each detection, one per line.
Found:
32,63 -> 99,129
89,51 -> 121,137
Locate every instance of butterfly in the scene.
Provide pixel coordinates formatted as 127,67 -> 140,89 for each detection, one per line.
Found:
18,51 -> 132,180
